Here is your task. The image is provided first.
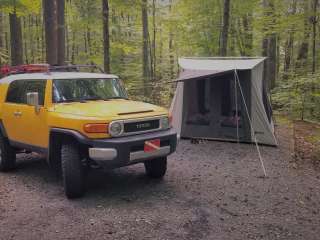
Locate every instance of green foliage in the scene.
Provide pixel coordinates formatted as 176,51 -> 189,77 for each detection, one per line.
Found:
273,72 -> 320,120
0,0 -> 40,15
0,0 -> 319,116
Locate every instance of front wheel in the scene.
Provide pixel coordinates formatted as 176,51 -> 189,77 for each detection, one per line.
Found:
61,141 -> 85,199
0,135 -> 16,172
144,157 -> 167,178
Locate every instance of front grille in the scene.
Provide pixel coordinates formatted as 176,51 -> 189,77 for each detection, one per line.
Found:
124,119 -> 160,133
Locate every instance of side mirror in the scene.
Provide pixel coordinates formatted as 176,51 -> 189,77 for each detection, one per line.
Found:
26,92 -> 40,113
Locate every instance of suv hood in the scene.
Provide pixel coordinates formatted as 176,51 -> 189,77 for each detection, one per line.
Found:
51,100 -> 167,118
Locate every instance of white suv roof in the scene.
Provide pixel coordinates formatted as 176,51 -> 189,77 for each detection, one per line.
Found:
0,72 -> 119,84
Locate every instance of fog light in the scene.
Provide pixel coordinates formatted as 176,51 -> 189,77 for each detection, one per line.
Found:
109,121 -> 123,136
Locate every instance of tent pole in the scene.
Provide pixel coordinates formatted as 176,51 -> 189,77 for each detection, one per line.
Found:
234,70 -> 267,178
234,70 -> 239,144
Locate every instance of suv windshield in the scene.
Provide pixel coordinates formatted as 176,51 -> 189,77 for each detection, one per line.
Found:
53,78 -> 128,103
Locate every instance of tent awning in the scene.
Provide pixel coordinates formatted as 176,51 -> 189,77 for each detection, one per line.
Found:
175,57 -> 266,82
179,57 -> 266,71
175,69 -> 234,82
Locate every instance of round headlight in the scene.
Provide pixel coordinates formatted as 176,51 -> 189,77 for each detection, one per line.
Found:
109,122 -> 123,136
161,117 -> 170,129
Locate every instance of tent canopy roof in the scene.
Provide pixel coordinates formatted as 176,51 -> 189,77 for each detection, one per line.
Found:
176,57 -> 266,82
179,57 -> 265,71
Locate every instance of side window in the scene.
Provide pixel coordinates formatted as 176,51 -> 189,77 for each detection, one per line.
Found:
6,80 -> 47,105
24,81 -> 46,105
6,81 -> 25,103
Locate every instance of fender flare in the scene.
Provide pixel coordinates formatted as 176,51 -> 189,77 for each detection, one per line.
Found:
49,128 -> 89,144
47,128 -> 89,169
0,120 -> 8,138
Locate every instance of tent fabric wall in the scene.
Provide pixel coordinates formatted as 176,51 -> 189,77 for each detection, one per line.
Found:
170,57 -> 278,146
169,81 -> 184,138
250,62 -> 278,145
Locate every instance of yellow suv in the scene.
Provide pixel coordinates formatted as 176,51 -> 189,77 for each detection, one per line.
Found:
0,65 -> 177,198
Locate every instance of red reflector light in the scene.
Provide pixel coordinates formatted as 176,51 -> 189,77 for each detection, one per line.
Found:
84,123 -> 109,134
1,64 -> 49,76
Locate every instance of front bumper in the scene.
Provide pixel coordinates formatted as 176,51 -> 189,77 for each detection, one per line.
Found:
85,128 -> 177,169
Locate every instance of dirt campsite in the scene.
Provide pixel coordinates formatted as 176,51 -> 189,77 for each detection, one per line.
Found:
0,120 -> 319,240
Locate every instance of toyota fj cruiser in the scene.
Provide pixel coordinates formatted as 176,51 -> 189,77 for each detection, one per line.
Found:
0,64 -> 177,198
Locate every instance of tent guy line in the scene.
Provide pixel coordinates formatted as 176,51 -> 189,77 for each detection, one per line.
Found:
234,69 -> 267,177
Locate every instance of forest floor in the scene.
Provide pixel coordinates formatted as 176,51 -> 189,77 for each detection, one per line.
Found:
0,121 -> 320,240
293,120 -> 320,170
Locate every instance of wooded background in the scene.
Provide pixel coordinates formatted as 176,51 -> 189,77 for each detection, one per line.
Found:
0,0 -> 319,121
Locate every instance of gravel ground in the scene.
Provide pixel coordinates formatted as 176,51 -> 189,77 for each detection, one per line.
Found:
0,124 -> 320,240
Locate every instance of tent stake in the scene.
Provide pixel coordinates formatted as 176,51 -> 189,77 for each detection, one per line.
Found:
234,70 -> 267,177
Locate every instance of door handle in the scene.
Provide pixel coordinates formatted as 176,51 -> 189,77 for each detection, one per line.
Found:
13,111 -> 22,117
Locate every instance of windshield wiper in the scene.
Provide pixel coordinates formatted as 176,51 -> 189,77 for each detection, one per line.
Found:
81,96 -> 106,101
106,96 -> 128,100
56,98 -> 87,103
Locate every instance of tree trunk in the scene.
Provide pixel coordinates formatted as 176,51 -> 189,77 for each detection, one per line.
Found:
261,0 -> 277,90
310,0 -> 319,117
168,0 -> 174,79
242,13 -> 253,56
86,27 -> 92,59
220,0 -> 230,56
142,0 -> 150,96
102,0 -> 110,73
71,31 -> 76,64
9,8 -> 23,66
229,16 -> 236,56
57,0 -> 65,65
268,0 -> 277,89
23,17 -> 28,64
0,13 -> 4,65
29,16 -> 35,63
296,0 -> 311,71
43,0 -> 58,65
261,6 -> 269,91
151,0 -> 156,80
268,34 -> 277,89
311,0 -> 318,73
283,0 -> 297,77
41,16 -> 45,62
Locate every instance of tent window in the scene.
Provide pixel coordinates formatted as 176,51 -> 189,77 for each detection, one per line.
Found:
197,79 -> 209,114
263,87 -> 272,122
221,79 -> 231,116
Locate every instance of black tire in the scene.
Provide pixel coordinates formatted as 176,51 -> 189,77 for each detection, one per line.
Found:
0,135 -> 16,172
48,140 -> 62,177
144,157 -> 167,178
61,141 -> 85,199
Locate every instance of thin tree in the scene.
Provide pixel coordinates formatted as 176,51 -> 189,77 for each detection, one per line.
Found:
261,0 -> 277,90
43,0 -> 58,65
242,13 -> 253,56
168,0 -> 174,79
151,0 -> 156,80
57,0 -> 65,65
283,0 -> 297,78
102,0 -> 110,73
9,2 -> 23,66
142,0 -> 150,96
268,0 -> 277,89
220,0 -> 230,56
0,13 -> 4,65
311,0 -> 318,73
296,0 -> 311,71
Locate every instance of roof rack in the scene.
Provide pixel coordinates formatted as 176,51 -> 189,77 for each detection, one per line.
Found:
0,64 -> 104,77
49,64 -> 104,73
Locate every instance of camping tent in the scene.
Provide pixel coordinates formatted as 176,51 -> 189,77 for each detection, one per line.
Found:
170,57 -> 278,146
